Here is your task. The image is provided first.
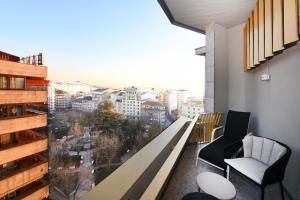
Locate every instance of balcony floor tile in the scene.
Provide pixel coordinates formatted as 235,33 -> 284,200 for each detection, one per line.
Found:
162,144 -> 288,200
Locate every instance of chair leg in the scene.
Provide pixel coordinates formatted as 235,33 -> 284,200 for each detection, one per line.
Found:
223,168 -> 227,178
261,186 -> 265,200
280,181 -> 285,200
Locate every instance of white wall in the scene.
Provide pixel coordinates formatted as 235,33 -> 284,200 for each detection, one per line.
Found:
227,23 -> 300,200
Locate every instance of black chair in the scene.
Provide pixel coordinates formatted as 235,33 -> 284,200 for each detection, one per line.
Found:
195,110 -> 251,176
182,192 -> 218,200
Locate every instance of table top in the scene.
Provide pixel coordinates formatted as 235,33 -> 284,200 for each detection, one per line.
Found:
196,172 -> 236,200
182,192 -> 218,200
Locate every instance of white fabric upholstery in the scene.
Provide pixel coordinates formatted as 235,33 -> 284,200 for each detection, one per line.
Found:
225,158 -> 269,184
269,142 -> 287,165
242,135 -> 252,157
241,136 -> 286,165
252,136 -> 263,160
226,136 -> 287,185
260,138 -> 274,164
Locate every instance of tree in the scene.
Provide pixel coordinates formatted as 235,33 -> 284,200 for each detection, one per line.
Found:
94,134 -> 121,169
94,100 -> 124,134
147,123 -> 161,142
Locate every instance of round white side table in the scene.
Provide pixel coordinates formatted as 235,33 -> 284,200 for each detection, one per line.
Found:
196,172 -> 236,200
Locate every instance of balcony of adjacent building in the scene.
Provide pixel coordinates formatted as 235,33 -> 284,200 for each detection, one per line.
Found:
0,130 -> 48,165
0,75 -> 48,105
0,106 -> 47,135
0,155 -> 48,198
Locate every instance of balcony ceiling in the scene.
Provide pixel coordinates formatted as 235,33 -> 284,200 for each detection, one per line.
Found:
158,0 -> 257,33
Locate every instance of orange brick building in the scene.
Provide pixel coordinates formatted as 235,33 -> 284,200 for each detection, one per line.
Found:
0,51 -> 49,199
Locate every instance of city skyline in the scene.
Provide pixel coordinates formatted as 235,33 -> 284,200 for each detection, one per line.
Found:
0,1 -> 205,98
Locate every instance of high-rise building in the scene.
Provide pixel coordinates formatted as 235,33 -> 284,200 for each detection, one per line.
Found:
115,87 -> 141,120
0,51 -> 49,199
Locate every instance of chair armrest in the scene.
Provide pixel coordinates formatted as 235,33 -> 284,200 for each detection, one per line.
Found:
224,140 -> 243,159
262,151 -> 291,185
211,126 -> 224,142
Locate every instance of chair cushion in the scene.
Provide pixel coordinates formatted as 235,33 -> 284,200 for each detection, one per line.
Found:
252,136 -> 263,160
199,137 -> 236,169
242,136 -> 286,166
260,138 -> 274,164
269,142 -> 287,165
242,135 -> 252,157
225,158 -> 269,184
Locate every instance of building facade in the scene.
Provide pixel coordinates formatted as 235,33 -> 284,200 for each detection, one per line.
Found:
115,87 -> 141,120
0,51 -> 49,199
179,100 -> 204,119
141,101 -> 166,127
72,96 -> 97,112
55,89 -> 72,109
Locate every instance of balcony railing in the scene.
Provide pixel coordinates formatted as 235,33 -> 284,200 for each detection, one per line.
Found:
0,156 -> 48,198
0,60 -> 47,78
0,130 -> 48,165
82,115 -> 199,200
10,180 -> 49,200
0,110 -> 47,135
0,90 -> 47,104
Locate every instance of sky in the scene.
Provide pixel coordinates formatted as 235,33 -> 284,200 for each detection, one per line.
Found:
0,1 -> 205,98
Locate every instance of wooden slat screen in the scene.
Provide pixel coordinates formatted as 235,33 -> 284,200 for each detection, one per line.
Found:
243,0 -> 299,71
249,15 -> 254,68
265,0 -> 273,58
273,0 -> 284,52
258,0 -> 266,62
243,25 -> 248,71
283,0 -> 299,44
253,4 -> 259,65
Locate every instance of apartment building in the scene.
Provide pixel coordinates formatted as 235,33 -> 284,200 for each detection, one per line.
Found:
141,101 -> 166,127
55,89 -> 72,110
72,96 -> 97,112
115,87 -> 141,120
179,100 -> 204,119
0,51 -> 49,199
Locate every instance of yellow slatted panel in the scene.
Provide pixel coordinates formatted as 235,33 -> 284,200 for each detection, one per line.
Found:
265,0 -> 273,57
283,0 -> 299,44
247,20 -> 250,70
258,0 -> 266,62
273,0 -> 284,52
253,4 -> 259,65
243,25 -> 248,71
249,14 -> 254,68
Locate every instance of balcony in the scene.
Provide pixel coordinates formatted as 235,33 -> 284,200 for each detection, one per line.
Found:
0,130 -> 48,165
0,90 -> 47,104
82,115 -> 291,200
11,180 -> 49,200
0,60 -> 47,78
0,110 -> 47,135
0,156 -> 48,198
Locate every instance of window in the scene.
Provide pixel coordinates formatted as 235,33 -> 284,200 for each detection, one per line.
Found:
0,106 -> 8,118
8,105 -> 24,117
10,77 -> 25,89
0,76 -> 8,89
